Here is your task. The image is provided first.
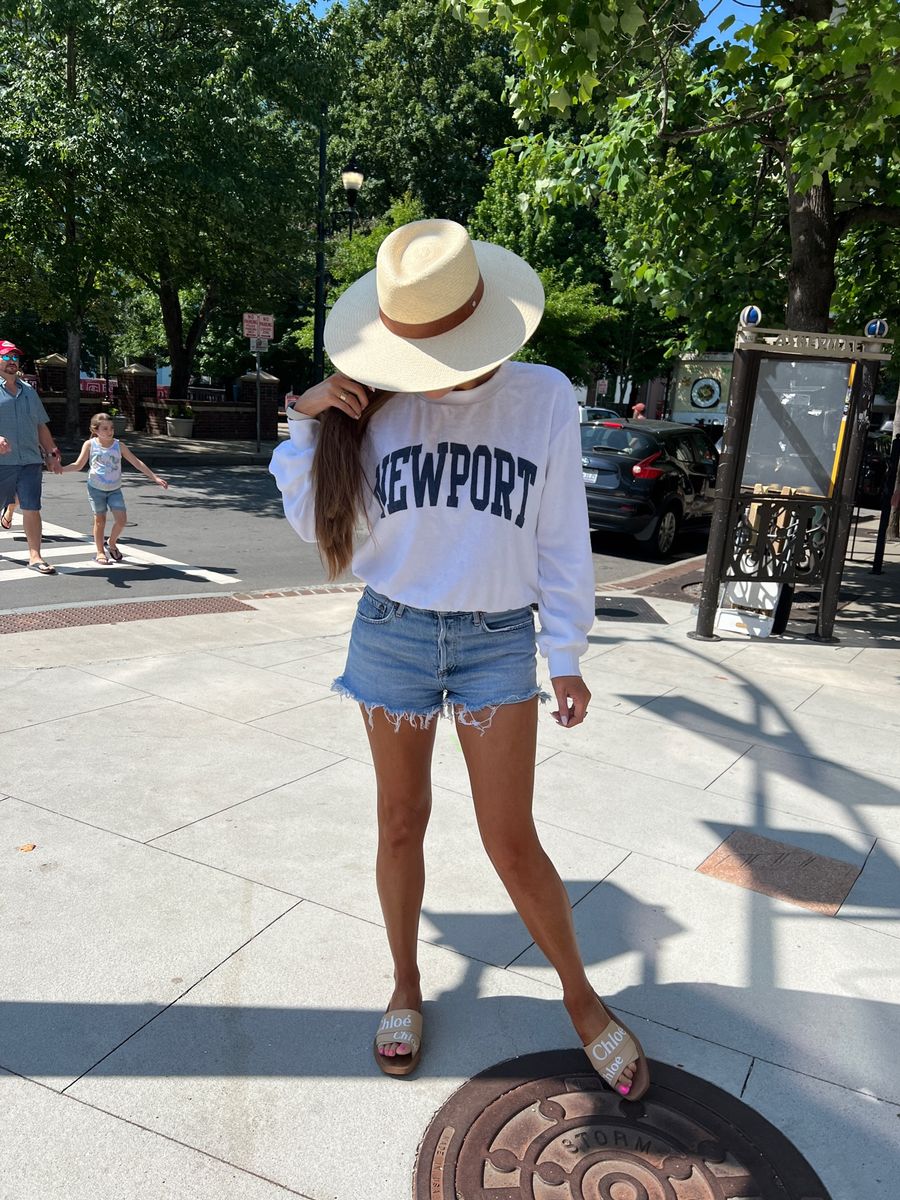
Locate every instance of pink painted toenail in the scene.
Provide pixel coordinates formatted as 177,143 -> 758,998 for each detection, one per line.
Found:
618,1085 -> 630,1095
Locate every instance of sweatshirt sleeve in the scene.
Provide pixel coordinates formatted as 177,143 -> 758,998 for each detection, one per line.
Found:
534,386 -> 596,678
268,415 -> 320,543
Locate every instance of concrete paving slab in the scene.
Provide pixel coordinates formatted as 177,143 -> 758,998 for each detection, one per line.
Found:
585,626 -> 748,662
838,838 -> 900,940
535,707 -> 751,788
795,681 -> 900,729
845,645 -> 900,678
67,903 -> 751,1200
707,745 -> 900,843
723,637 -> 865,667
633,694 -> 900,779
0,622 -> 166,667
573,659 -> 674,715
209,635 -> 343,668
580,640 -> 762,691
0,667 -> 148,733
263,647 -> 348,686
0,799 -> 296,1090
511,852 -> 900,1101
153,756 -> 629,967
80,652 -> 332,723
0,1073 -> 302,1200
533,751 -> 874,871
0,696 -> 340,841
243,594 -> 360,637
741,1060 -> 900,1200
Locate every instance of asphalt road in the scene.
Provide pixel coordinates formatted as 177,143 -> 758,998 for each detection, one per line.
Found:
0,464 -> 708,611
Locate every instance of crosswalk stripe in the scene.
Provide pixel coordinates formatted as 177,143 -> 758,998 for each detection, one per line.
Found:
0,517 -> 238,586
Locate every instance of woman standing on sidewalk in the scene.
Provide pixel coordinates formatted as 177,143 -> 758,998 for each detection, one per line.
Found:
270,220 -> 649,1099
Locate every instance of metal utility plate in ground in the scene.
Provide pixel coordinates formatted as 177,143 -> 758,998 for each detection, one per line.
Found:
414,1050 -> 830,1199
696,830 -> 861,915
0,595 -> 253,635
594,596 -> 667,624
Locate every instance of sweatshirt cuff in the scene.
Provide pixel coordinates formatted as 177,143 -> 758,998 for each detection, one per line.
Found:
287,409 -> 319,446
548,650 -> 582,679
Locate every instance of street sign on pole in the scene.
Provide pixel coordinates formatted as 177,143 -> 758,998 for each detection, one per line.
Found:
248,337 -> 269,353
242,312 -> 275,339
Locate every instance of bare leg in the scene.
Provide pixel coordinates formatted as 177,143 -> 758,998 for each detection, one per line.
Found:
456,699 -> 637,1093
106,510 -> 127,554
21,509 -> 44,565
93,513 -> 108,559
363,707 -> 437,1058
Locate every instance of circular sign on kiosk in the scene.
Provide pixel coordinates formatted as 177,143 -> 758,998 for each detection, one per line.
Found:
690,377 -> 722,409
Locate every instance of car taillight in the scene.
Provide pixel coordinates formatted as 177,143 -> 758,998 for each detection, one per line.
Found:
632,451 -> 664,480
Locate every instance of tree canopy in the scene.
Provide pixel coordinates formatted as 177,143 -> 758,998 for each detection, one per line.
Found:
460,0 -> 900,334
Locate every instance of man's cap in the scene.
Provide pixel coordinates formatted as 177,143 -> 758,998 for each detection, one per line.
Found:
0,340 -> 23,356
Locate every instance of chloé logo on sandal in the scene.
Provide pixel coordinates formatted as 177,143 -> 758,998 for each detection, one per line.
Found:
591,1026 -> 625,1063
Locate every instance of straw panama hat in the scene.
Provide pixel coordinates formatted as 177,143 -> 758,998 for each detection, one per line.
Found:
324,219 -> 545,392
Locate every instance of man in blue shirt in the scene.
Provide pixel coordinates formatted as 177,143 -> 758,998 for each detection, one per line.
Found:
0,339 -> 63,574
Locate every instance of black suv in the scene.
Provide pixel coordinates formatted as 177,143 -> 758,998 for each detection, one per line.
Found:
581,420 -> 719,556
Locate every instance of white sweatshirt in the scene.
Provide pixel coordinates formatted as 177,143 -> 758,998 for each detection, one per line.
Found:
269,361 -> 595,678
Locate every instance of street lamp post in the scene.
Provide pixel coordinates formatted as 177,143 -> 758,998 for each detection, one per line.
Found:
341,158 -> 365,241
312,148 -> 366,383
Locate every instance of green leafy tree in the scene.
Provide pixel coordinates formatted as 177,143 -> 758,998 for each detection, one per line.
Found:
460,0 -> 900,333
0,1 -> 130,429
326,0 -> 517,224
471,149 -> 675,388
110,0 -> 322,399
0,0 -> 323,427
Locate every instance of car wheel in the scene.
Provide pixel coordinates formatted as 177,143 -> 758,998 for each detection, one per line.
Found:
646,504 -> 680,558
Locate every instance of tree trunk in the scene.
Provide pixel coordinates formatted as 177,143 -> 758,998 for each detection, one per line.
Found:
157,266 -> 215,400
65,324 -> 81,436
785,165 -> 837,332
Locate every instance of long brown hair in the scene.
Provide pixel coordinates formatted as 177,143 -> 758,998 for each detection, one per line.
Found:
312,390 -> 394,579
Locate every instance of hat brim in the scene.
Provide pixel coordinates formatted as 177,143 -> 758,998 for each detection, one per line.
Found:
324,241 -> 544,392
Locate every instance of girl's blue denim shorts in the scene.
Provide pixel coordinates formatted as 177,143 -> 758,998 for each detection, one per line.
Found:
333,586 -> 548,731
86,483 -> 126,514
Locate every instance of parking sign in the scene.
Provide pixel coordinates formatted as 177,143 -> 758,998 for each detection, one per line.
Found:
242,312 -> 275,339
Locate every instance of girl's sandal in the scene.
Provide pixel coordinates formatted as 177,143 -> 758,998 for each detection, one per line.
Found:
0,509 -> 12,530
94,554 -> 109,565
106,543 -> 124,562
583,1009 -> 650,1102
373,1008 -> 423,1078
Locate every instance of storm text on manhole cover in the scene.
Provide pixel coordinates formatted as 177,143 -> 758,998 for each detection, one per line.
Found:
414,1050 -> 830,1199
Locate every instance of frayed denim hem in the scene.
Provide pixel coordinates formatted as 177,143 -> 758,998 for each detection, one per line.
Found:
331,680 -> 443,732
331,681 -> 550,734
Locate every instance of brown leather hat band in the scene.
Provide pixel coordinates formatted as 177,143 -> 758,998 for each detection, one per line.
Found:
379,274 -> 485,340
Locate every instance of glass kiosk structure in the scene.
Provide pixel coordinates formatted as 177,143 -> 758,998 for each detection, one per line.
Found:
692,311 -> 892,642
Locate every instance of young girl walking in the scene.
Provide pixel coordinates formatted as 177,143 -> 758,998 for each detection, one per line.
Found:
62,412 -> 168,562
270,220 -> 649,1099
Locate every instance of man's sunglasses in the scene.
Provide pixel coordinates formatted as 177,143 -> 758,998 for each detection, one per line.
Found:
1,353 -> 20,362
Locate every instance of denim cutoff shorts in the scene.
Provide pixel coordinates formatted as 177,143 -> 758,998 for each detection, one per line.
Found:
333,586 -> 548,731
86,483 -> 126,514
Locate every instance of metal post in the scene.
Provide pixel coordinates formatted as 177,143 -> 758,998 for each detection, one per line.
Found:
312,104 -> 328,385
255,351 -> 261,454
348,207 -> 354,241
815,360 -> 875,639
689,348 -> 758,640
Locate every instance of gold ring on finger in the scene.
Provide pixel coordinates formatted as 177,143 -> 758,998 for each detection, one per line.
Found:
339,390 -> 348,402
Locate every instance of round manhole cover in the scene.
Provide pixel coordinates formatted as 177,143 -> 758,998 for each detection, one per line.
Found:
414,1050 -> 830,1199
